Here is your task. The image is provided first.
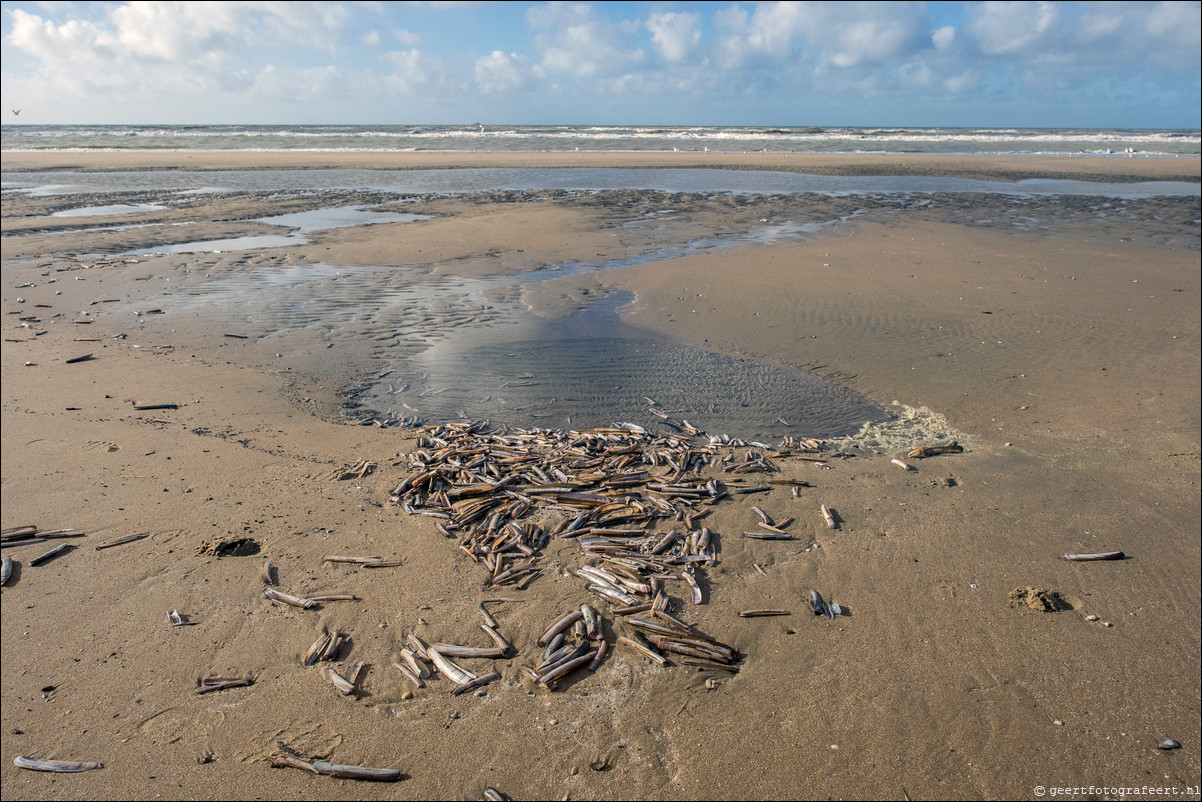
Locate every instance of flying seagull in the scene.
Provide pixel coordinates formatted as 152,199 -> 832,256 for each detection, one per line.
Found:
11,109 -> 20,116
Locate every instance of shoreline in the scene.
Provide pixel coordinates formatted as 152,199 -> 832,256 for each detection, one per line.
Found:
2,152 -> 1199,800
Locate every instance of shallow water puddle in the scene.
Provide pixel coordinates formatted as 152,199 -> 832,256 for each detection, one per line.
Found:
50,202 -> 167,217
258,206 -> 430,232
126,205 -> 429,254
368,291 -> 889,439
132,233 -> 304,254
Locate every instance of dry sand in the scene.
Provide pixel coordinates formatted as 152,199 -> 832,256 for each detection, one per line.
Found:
1,152 -> 1199,801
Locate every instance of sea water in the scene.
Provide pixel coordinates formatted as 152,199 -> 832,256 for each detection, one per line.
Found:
3,123 -> 1199,157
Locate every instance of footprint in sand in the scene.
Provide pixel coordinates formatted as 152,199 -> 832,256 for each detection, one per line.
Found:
1008,586 -> 1079,612
257,723 -> 344,764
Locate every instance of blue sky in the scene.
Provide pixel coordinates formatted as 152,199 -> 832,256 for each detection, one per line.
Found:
1,1 -> 1199,128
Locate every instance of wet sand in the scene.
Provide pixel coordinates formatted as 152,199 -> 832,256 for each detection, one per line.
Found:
2,152 -> 1199,801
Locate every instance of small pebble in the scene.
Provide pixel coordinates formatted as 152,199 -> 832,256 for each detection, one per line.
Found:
1103,621 -> 1112,627
1159,739 -> 1181,750
1085,615 -> 1099,621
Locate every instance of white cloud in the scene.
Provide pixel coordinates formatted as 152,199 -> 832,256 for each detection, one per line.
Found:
363,30 -> 381,46
474,50 -> 538,93
383,48 -> 446,94
251,64 -> 352,102
967,1 -> 1057,56
824,7 -> 929,68
7,4 -> 247,99
944,70 -> 979,94
960,1 -> 1200,90
254,1 -> 351,54
1144,0 -> 1201,38
932,25 -> 956,52
733,2 -> 807,59
9,3 -> 241,66
527,1 -> 644,78
393,27 -> 422,47
106,1 -> 248,61
646,11 -> 701,63
4,1 -> 355,100
899,61 -> 935,88
1081,1 -> 1200,66
525,2 -> 592,31
712,1 -> 930,70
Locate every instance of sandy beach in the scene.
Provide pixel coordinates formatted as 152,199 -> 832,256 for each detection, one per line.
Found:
2,152 -> 1199,801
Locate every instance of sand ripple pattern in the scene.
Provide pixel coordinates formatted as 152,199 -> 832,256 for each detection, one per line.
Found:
366,335 -> 889,439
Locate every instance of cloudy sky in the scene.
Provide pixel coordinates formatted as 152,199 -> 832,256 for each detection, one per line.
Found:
1,1 -> 1199,128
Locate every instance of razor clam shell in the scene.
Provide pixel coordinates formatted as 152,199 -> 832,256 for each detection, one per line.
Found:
393,660 -> 425,688
537,609 -> 584,647
263,588 -> 318,609
810,590 -> 828,617
427,647 -> 477,685
311,761 -> 402,781
430,642 -> 506,659
304,631 -> 333,666
580,604 -> 602,640
14,756 -> 103,773
328,668 -> 357,695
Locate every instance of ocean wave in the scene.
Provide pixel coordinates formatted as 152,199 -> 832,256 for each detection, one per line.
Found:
3,125 -> 1198,156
